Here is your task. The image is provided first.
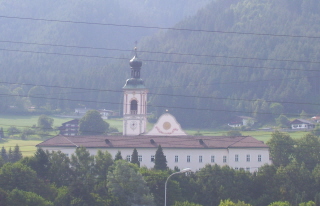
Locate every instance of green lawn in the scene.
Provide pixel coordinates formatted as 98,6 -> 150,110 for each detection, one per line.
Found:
0,115 -> 73,156
185,129 -> 309,143
0,114 -> 73,130
106,118 -> 123,132
0,139 -> 42,156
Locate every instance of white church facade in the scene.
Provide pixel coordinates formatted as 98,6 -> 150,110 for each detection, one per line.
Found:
37,49 -> 271,172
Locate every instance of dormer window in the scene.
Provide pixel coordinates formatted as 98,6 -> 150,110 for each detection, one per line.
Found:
130,100 -> 137,114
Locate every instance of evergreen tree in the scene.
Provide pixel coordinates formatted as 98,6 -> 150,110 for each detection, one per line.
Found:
30,148 -> 51,179
94,150 -> 113,187
8,147 -> 13,163
154,145 -> 167,170
300,110 -> 309,119
114,151 -> 123,161
130,148 -> 140,167
12,145 -> 22,163
0,156 -> 4,167
69,146 -> 96,205
1,146 -> 8,162
0,127 -> 4,138
47,151 -> 71,187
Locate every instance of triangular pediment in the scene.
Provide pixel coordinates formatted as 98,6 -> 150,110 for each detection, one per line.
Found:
146,113 -> 187,136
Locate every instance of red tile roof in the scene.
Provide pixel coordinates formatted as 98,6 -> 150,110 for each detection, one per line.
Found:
37,135 -> 268,149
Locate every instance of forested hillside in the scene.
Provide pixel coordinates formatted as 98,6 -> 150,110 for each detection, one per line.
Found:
1,0 -> 320,128
140,0 -> 320,127
0,0 -> 210,112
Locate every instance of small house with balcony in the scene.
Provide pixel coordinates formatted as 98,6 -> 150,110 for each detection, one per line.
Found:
290,119 -> 315,130
58,119 -> 79,136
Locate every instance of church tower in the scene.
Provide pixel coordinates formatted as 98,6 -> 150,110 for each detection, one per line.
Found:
123,48 -> 148,136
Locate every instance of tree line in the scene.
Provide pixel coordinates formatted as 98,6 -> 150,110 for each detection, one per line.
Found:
0,130 -> 320,205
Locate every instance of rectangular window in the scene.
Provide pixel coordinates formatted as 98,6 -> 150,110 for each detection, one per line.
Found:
211,155 -> 215,163
199,155 -> 202,163
258,155 -> 262,162
235,154 -> 239,162
138,155 -> 142,162
175,155 -> 179,162
246,167 -> 250,172
223,156 -> 227,163
151,155 -> 155,162
187,155 -> 190,163
126,155 -> 131,162
246,154 -> 250,162
235,167 -> 239,170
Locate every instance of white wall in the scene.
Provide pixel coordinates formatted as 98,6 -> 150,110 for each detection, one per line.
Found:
228,148 -> 271,172
41,146 -> 270,172
123,89 -> 148,135
291,123 -> 308,129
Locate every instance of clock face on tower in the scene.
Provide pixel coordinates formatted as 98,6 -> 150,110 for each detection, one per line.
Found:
130,121 -> 137,130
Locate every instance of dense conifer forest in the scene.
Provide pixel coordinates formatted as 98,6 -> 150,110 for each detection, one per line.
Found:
0,0 -> 319,128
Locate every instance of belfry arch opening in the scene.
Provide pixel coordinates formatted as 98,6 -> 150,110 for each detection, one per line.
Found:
130,100 -> 138,114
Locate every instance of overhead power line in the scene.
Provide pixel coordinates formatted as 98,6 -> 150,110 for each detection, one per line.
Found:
1,15 -> 320,39
1,39 -> 320,65
0,92 -> 318,117
1,48 -> 320,73
1,76 -> 320,107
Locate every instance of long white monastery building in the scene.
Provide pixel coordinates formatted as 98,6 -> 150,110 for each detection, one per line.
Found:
37,49 -> 271,172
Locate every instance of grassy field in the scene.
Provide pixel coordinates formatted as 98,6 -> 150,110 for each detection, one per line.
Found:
184,129 -> 309,143
0,115 -> 312,157
0,139 -> 42,156
0,114 -> 73,130
105,118 -> 123,132
0,115 -> 127,156
0,115 -> 74,156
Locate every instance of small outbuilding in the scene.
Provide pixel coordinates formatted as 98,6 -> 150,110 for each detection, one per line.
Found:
228,116 -> 255,128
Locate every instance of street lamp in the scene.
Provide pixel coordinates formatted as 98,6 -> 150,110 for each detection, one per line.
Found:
164,168 -> 191,206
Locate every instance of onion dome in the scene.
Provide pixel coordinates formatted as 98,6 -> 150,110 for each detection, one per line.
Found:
123,47 -> 146,89
129,47 -> 142,68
